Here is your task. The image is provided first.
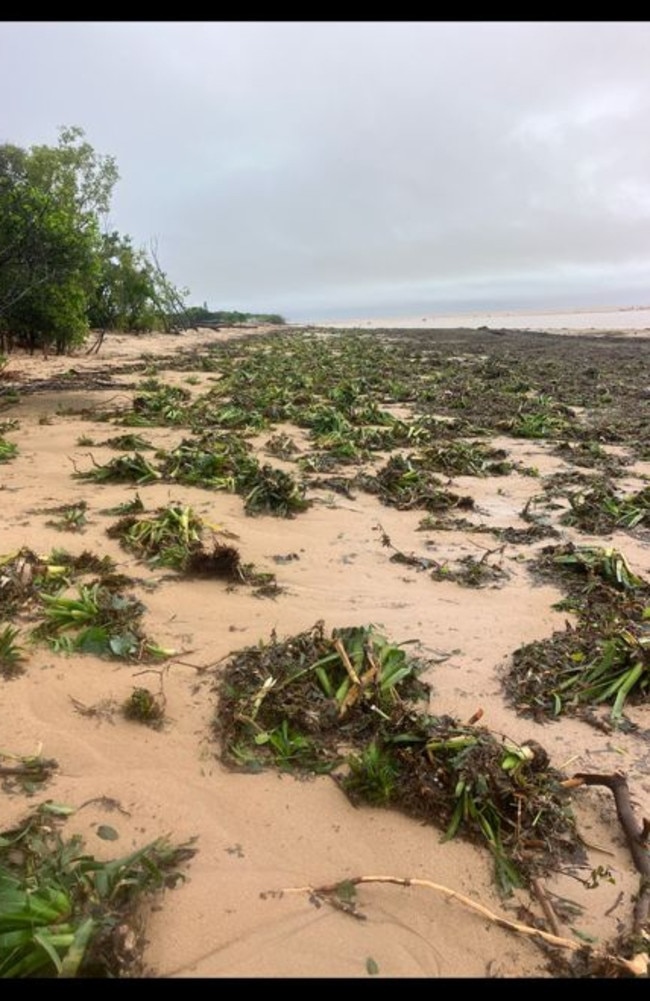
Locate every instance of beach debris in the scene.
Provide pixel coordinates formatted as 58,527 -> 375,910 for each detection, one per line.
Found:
416,439 -> 512,477
31,582 -> 172,662
375,524 -> 510,589
560,480 -> 650,533
122,686 -> 166,729
0,624 -> 26,678
107,502 -> 281,594
0,803 -> 196,977
356,453 -> 475,512
0,750 -> 57,793
98,432 -> 155,451
551,439 -> 631,476
267,873 -> 647,978
43,500 -> 89,533
107,503 -> 205,571
562,770 -> 650,941
121,381 -> 191,427
74,451 -> 162,485
263,431 -> 300,459
0,548 -> 120,625
0,436 -> 17,462
506,544 -> 650,725
214,620 -> 581,892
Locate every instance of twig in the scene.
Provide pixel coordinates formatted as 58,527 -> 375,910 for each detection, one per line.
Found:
0,758 -> 57,778
333,637 -> 361,686
531,877 -> 562,937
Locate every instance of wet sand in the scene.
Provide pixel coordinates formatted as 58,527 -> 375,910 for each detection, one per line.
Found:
1,325 -> 648,979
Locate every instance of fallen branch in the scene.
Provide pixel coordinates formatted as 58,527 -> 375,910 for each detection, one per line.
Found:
267,873 -> 648,977
563,771 -> 650,934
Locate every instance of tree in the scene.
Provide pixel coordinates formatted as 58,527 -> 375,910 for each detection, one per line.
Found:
0,126 -> 118,353
87,233 -> 190,340
0,127 -> 191,355
88,231 -> 157,334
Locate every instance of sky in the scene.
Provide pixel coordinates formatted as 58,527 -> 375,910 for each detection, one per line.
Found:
2,20 -> 650,322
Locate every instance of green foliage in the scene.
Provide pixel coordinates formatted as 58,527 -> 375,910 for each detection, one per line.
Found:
178,307 -> 286,327
0,126 -> 187,353
87,231 -> 188,334
242,464 -> 310,517
343,740 -> 400,805
33,583 -> 170,662
0,437 -> 17,462
45,501 -> 88,533
75,452 -> 162,485
0,127 -> 116,353
0,804 -> 196,977
108,503 -> 204,570
216,621 -> 578,892
0,624 -> 26,677
251,719 -> 317,770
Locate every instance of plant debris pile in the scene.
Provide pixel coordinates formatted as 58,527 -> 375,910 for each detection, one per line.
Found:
1,548 -> 117,619
78,432 -> 311,518
214,621 -> 581,890
0,804 -> 196,977
356,453 -> 475,512
0,546 -> 167,668
376,526 -> 510,589
560,480 -> 650,534
107,502 -> 280,595
505,544 -> 650,727
32,582 -> 167,662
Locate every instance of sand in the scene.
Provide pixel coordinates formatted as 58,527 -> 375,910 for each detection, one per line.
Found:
1,325 -> 648,979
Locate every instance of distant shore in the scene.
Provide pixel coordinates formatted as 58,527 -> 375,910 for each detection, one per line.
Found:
302,303 -> 650,334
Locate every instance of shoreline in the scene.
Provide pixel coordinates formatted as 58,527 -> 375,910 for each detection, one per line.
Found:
299,303 -> 650,335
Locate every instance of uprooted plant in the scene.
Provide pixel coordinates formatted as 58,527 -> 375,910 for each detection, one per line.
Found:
32,582 -> 172,662
107,502 -> 280,593
0,803 -> 196,977
107,503 -> 205,571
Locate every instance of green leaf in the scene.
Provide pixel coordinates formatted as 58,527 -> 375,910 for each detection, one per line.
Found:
59,917 -> 96,977
501,754 -> 520,771
335,880 -> 356,904
108,632 -> 138,658
570,927 -> 599,944
39,802 -> 76,817
32,931 -> 64,975
366,956 -> 380,975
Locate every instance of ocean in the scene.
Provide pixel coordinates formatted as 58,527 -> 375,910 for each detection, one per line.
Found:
306,303 -> 650,333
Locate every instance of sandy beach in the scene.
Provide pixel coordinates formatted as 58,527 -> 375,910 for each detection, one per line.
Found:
1,322 -> 649,979
310,304 -> 650,335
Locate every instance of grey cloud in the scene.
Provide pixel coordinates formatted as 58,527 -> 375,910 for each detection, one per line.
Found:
2,21 -> 650,318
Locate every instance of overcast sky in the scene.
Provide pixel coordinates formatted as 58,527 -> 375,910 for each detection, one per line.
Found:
2,21 -> 650,320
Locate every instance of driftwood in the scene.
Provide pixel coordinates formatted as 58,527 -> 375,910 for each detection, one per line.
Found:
269,873 -> 648,976
563,771 -> 650,935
